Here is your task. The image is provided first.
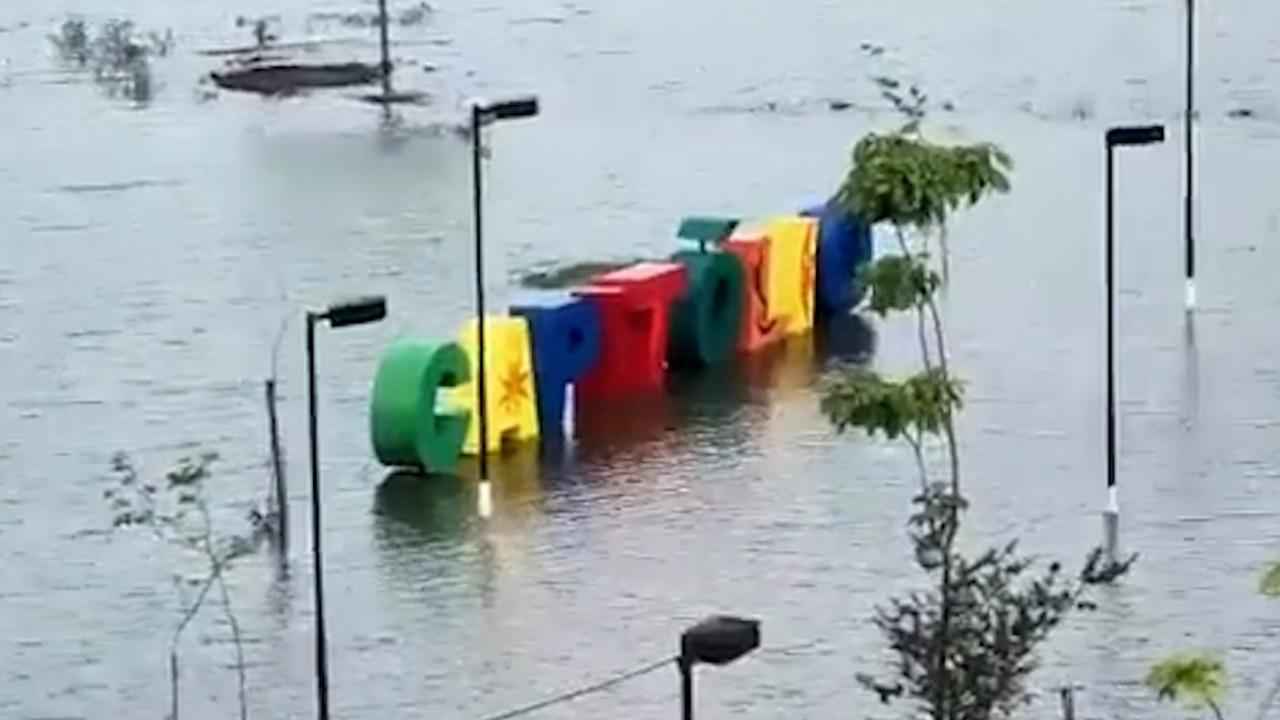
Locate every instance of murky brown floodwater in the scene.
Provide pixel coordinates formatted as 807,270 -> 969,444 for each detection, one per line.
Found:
2,0 -> 1279,718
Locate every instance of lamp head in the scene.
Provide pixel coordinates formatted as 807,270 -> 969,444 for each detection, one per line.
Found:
324,296 -> 387,328
472,95 -> 540,122
1106,124 -> 1165,147
680,615 -> 761,666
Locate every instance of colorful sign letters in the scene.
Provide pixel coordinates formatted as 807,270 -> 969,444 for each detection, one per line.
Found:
369,200 -> 873,474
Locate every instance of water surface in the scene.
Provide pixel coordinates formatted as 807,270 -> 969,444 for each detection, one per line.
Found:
2,0 -> 1279,718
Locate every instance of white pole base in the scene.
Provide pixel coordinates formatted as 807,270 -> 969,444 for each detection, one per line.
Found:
1103,486 -> 1120,564
1185,279 -> 1197,310
478,480 -> 493,519
563,383 -> 575,436
1102,509 -> 1120,566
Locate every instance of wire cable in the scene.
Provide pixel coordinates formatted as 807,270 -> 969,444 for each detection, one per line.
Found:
474,636 -> 831,720
477,655 -> 676,720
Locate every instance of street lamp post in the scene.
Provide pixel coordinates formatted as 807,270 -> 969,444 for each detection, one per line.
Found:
1103,125 -> 1164,565
469,95 -> 539,517
678,615 -> 761,720
1185,0 -> 1197,310
306,295 -> 387,720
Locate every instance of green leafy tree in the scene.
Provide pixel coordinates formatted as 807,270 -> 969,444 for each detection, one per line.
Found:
1261,561 -> 1280,598
821,95 -> 1128,720
105,451 -> 266,720
1147,561 -> 1280,720
1147,653 -> 1226,720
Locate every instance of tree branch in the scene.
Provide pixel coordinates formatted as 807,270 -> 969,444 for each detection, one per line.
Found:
938,225 -> 951,285
216,569 -> 248,720
896,227 -> 935,372
904,430 -> 929,493
198,501 -> 249,720
924,289 -> 961,499
168,557 -> 222,720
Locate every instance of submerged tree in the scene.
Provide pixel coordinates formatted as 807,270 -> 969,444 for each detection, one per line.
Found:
105,451 -> 267,720
820,98 -> 1130,720
49,16 -> 172,103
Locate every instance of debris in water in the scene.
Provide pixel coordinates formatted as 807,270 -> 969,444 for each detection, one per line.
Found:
211,62 -> 383,96
1227,107 -> 1256,118
213,1 -> 425,100
509,15 -> 568,25
56,178 -> 183,195
1069,97 -> 1094,120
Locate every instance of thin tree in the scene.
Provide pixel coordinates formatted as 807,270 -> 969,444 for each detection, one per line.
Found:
820,88 -> 1131,720
105,452 -> 264,719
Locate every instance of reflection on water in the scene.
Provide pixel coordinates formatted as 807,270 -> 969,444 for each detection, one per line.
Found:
573,392 -> 678,461
815,311 -> 878,366
373,313 -> 876,538
372,449 -> 550,554
374,470 -> 476,546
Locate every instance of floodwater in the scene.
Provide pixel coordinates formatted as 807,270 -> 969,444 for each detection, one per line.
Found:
2,0 -> 1279,718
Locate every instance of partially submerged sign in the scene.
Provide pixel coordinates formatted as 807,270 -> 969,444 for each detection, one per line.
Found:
210,61 -> 382,95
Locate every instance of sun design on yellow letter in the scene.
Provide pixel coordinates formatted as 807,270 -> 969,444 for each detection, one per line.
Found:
800,234 -> 816,319
497,361 -> 531,413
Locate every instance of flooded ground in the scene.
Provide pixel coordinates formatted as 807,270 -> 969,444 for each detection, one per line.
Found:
2,0 -> 1280,718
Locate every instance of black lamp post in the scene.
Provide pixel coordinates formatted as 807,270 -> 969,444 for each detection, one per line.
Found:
1103,125 -> 1164,564
377,0 -> 392,99
306,295 -> 387,720
1184,0 -> 1197,310
468,95 -> 539,514
678,615 -> 761,720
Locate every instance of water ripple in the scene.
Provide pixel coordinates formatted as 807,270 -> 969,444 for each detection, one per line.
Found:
51,179 -> 183,195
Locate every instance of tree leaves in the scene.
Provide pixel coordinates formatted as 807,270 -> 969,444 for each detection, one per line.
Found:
102,450 -> 263,569
860,254 -> 942,317
863,526 -> 1086,720
1079,546 -> 1138,585
836,132 -> 1012,232
102,448 -> 259,720
1261,561 -> 1280,598
1146,654 -> 1226,712
820,366 -> 963,441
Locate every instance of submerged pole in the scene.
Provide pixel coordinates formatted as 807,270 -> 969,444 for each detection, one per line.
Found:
265,379 -> 288,559
1059,686 -> 1077,720
1184,0 -> 1197,311
471,103 -> 493,518
377,0 -> 392,98
305,317 -> 331,720
1104,142 -> 1120,566
1100,124 -> 1163,567
305,315 -> 331,720
679,658 -> 694,720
